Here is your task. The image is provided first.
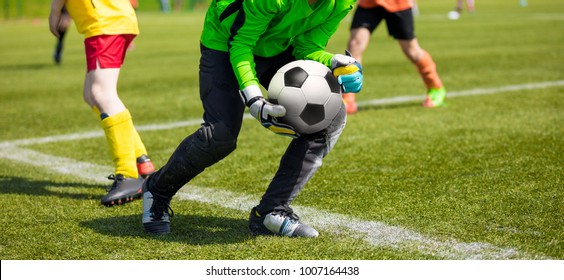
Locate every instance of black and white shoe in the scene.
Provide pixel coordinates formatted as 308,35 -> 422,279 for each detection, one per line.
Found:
142,181 -> 173,234
249,206 -> 319,238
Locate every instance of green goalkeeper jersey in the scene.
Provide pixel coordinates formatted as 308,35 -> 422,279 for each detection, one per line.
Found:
200,0 -> 356,89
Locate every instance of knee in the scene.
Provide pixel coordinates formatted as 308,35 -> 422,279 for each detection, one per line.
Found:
326,102 -> 346,135
312,103 -> 345,153
399,40 -> 422,63
83,88 -> 94,107
196,122 -> 237,161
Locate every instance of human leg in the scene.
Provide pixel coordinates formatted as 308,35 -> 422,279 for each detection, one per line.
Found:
256,104 -> 346,213
456,0 -> 464,13
347,28 -> 370,66
343,27 -> 371,114
89,100 -> 152,178
250,103 -> 347,237
89,72 -> 146,205
398,38 -> 443,90
83,35 -> 152,205
387,8 -> 445,107
342,6 -> 383,114
83,68 -> 144,205
143,46 -> 244,233
398,39 -> 446,107
466,0 -> 475,13
456,0 -> 475,13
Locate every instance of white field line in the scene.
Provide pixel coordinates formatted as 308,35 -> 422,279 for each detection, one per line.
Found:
357,79 -> 564,106
0,145 -> 530,259
176,187 -> 530,259
2,80 -> 560,259
2,80 -> 563,148
0,115 -> 254,148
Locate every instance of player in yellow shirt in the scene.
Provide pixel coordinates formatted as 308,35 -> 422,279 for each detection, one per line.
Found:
49,0 -> 154,206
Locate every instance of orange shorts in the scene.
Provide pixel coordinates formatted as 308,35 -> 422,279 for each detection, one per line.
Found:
84,34 -> 136,71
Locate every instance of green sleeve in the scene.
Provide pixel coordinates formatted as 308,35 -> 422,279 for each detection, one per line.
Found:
227,0 -> 355,89
228,0 -> 281,89
293,0 -> 355,68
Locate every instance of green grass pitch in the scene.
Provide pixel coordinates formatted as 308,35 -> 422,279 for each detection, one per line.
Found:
0,0 -> 562,260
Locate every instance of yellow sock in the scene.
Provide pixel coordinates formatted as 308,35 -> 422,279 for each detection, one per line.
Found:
100,109 -> 138,179
92,106 -> 101,116
133,129 -> 148,159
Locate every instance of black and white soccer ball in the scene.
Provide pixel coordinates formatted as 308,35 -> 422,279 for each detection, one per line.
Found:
267,60 -> 342,135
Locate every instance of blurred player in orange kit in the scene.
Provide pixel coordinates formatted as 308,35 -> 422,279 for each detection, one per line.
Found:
456,0 -> 475,14
449,0 -> 475,20
344,0 -> 446,113
48,0 -> 155,206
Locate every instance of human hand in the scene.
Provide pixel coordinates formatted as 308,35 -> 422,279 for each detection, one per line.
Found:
239,85 -> 299,138
48,0 -> 65,37
48,11 -> 62,37
331,51 -> 363,93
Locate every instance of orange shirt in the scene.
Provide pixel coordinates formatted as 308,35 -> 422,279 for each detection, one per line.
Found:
357,0 -> 413,12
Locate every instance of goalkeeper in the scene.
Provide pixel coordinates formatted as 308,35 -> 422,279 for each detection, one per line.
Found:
142,0 -> 363,237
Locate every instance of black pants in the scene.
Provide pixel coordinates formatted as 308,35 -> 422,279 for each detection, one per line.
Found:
351,6 -> 415,40
147,44 -> 346,214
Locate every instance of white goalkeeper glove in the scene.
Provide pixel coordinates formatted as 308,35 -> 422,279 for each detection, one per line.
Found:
239,85 -> 299,138
331,50 -> 363,93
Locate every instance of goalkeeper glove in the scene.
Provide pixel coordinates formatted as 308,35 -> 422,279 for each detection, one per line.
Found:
331,50 -> 363,93
239,85 -> 299,138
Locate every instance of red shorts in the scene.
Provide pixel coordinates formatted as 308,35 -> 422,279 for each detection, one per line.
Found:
84,34 -> 136,71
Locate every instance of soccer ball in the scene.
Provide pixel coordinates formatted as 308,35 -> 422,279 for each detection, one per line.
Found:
448,11 -> 460,20
267,60 -> 342,135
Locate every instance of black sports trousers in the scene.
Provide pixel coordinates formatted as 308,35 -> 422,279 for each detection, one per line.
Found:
146,44 -> 346,214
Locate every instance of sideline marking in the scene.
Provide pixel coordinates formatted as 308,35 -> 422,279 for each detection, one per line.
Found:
0,146 -> 529,259
2,80 -> 560,259
176,187 -> 529,259
2,80 -> 563,147
357,79 -> 564,107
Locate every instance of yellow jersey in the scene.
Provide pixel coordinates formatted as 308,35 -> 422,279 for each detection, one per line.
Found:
66,0 -> 139,38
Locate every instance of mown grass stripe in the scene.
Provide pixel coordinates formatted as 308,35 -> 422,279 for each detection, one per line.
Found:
2,80 -> 562,148
176,186 -> 533,259
1,80 -> 559,259
0,145 -> 537,259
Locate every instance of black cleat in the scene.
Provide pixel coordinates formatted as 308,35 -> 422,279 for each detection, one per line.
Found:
100,174 -> 143,206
